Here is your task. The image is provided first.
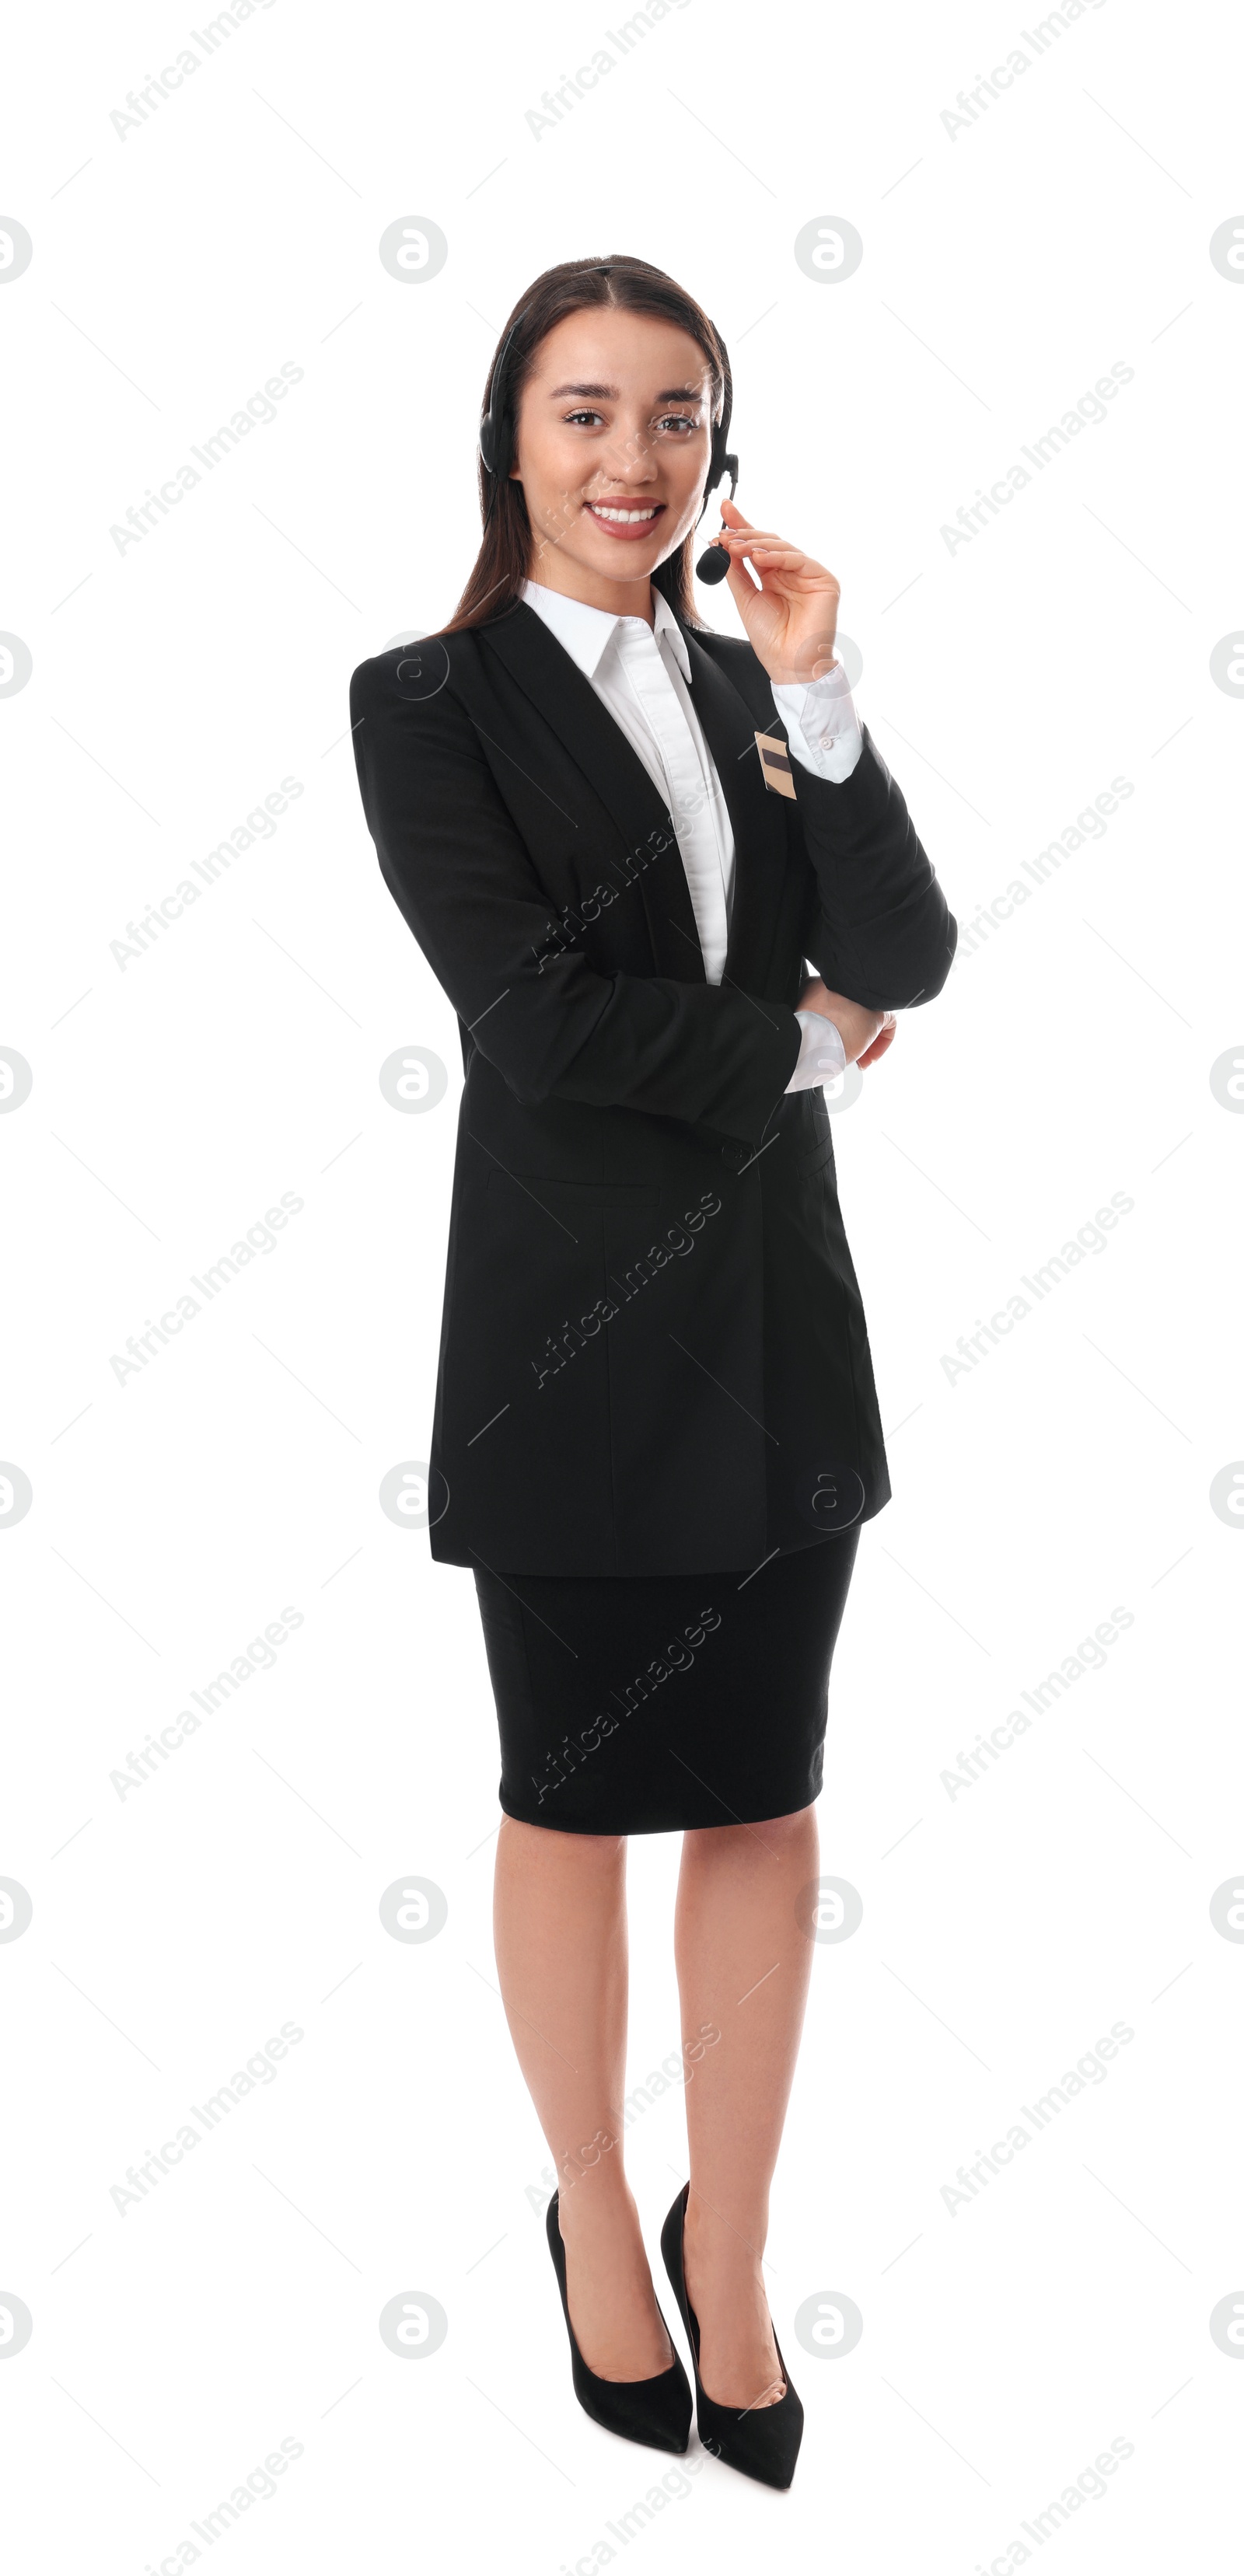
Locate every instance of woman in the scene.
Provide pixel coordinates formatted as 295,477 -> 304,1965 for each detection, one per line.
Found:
350,254 -> 955,2488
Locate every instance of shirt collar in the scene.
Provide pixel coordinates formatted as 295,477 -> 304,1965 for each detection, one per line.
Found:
521,578 -> 692,686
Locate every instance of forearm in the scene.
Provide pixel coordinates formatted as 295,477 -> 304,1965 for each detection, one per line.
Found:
543,965 -> 802,1137
796,728 -> 957,1007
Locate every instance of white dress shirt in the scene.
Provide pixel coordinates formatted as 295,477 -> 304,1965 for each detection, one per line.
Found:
520,578 -> 865,1093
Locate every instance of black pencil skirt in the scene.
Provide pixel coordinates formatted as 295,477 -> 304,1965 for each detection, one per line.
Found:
473,1531 -> 860,1835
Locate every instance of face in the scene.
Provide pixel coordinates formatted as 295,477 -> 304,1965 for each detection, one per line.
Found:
508,305 -> 716,610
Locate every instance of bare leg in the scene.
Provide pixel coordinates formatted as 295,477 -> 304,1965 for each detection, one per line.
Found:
492,1816 -> 673,2380
673,1804 -> 819,2407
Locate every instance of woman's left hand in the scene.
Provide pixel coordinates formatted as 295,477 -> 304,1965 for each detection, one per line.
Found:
856,1014 -> 897,1068
798,975 -> 898,1069
711,496 -> 841,686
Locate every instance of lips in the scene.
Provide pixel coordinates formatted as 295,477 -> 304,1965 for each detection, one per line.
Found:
585,500 -> 666,542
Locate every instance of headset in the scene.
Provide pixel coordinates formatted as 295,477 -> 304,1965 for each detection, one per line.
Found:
478,267 -> 739,582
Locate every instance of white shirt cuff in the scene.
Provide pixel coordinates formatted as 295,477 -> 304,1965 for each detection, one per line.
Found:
784,1009 -> 848,1093
771,661 -> 865,785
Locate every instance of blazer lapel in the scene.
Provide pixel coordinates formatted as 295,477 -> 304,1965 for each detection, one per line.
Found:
677,624 -> 790,998
479,603 -> 707,984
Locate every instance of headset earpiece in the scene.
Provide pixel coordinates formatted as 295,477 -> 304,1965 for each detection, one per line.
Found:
479,306 -> 529,480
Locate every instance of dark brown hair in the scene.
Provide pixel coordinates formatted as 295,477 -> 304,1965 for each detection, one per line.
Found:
442,254 -> 729,637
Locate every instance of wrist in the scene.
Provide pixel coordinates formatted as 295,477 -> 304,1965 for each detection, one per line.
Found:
771,644 -> 842,678
788,1008 -> 847,1093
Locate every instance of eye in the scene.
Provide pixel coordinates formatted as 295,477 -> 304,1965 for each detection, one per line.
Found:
564,408 -> 605,427
657,414 -> 698,435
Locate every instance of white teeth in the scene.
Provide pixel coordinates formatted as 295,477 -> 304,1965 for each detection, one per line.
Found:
589,503 -> 659,523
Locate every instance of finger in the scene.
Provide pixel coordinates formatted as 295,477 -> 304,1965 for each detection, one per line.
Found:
716,530 -> 791,553
718,534 -> 812,581
720,541 -> 803,600
721,548 -> 790,612
718,530 -> 837,593
723,549 -> 764,612
858,1024 -> 897,1069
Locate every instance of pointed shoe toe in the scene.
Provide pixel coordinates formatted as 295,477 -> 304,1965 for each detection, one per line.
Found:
659,2182 -> 804,2490
546,2191 -> 693,2455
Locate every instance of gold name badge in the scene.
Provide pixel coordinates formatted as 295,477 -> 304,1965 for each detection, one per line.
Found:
754,729 -> 797,799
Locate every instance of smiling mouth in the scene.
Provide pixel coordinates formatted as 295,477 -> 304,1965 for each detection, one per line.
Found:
585,501 -> 666,526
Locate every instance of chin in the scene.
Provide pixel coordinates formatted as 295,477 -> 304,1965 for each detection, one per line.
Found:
581,538 -> 663,574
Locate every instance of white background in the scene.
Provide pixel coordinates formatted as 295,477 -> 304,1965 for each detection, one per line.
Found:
2,0 -> 1242,2567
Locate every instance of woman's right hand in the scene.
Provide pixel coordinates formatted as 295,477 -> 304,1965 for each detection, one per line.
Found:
797,976 -> 896,1068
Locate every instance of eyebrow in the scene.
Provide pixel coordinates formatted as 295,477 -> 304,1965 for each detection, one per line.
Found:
546,382 -> 705,403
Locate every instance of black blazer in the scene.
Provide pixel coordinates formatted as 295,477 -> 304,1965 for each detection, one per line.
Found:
349,601 -> 956,1576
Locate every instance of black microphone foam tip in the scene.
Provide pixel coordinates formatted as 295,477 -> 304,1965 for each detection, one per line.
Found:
696,542 -> 731,585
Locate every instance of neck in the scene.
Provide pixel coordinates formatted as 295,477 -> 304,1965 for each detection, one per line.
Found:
525,553 -> 657,627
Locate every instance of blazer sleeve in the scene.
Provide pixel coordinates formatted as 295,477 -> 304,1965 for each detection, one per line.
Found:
350,653 -> 802,1143
794,723 -> 957,1010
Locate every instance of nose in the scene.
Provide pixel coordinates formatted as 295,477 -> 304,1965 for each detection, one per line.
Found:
596,421 -> 659,485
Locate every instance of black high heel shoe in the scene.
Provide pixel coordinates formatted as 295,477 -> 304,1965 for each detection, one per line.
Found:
545,2190 -> 692,2453
660,2182 -> 804,2489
